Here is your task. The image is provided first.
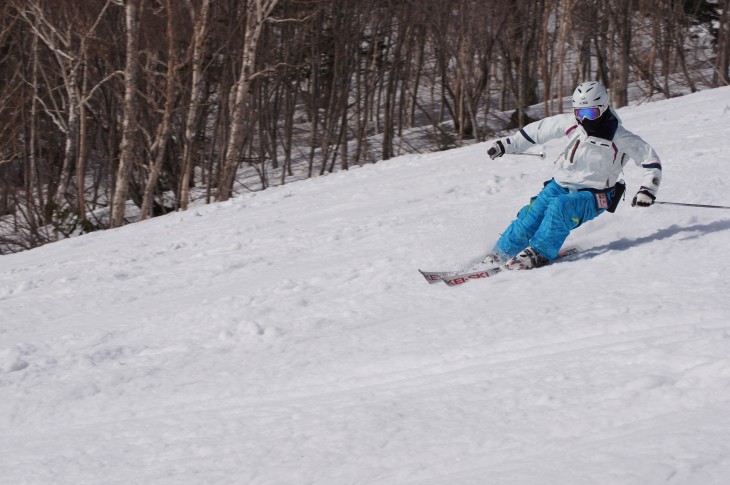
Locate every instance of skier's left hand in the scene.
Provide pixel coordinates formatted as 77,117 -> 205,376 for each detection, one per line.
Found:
631,190 -> 656,207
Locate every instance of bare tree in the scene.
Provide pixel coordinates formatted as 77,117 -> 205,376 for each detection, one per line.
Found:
139,0 -> 178,220
1,0 -> 726,253
110,0 -> 141,228
217,0 -> 281,202
715,0 -> 730,85
609,0 -> 633,107
15,0 -> 114,227
178,0 -> 212,211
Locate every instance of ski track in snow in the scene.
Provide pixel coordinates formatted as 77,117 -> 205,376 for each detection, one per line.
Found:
1,87 -> 730,484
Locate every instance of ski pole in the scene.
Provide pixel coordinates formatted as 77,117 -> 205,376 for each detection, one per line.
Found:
655,201 -> 730,210
515,151 -> 546,159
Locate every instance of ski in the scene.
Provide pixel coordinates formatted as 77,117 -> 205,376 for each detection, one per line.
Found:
439,265 -> 504,286
419,269 -> 456,284
443,245 -> 582,286
420,245 -> 582,287
418,252 -> 499,285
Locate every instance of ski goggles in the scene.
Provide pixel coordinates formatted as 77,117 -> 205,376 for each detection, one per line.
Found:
574,106 -> 604,121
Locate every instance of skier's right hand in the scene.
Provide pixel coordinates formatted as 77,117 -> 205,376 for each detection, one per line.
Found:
487,140 -> 505,160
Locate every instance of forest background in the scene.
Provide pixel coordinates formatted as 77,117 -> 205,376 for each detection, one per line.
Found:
0,0 -> 728,254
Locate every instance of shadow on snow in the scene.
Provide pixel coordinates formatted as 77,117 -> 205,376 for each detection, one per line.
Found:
581,219 -> 730,258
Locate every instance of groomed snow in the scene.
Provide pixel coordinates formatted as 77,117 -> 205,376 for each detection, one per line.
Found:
2,86 -> 730,485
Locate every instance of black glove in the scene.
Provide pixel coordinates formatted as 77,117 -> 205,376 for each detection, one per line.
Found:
487,140 -> 505,160
631,190 -> 656,207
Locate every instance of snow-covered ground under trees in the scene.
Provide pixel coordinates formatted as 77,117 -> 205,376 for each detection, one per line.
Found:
2,87 -> 730,485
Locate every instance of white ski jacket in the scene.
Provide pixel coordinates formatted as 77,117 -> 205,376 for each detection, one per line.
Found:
500,109 -> 662,196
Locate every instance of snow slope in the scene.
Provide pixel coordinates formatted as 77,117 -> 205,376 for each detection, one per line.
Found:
2,87 -> 730,485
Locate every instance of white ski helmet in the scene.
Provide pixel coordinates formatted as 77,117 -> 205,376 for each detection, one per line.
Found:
572,81 -> 609,121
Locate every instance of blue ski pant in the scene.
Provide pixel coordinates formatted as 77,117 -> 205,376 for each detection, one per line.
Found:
494,179 -> 605,260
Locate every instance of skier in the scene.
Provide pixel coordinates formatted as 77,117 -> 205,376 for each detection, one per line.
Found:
486,81 -> 662,269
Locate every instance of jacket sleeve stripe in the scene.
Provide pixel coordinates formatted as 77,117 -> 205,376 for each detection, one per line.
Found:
642,162 -> 662,170
519,129 -> 536,144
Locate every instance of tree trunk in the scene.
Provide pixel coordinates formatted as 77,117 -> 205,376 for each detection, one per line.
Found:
110,0 -> 141,228
715,0 -> 730,86
612,0 -> 632,107
140,0 -> 176,221
218,0 -> 280,202
76,47 -> 89,221
52,29 -> 80,228
557,0 -> 571,113
179,0 -> 211,211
